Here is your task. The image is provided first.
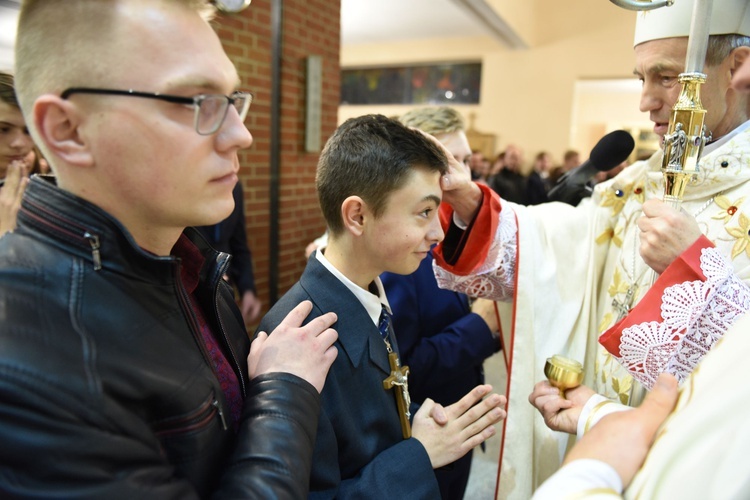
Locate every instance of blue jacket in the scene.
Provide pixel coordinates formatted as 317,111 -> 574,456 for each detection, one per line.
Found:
381,251 -> 499,407
259,254 -> 440,499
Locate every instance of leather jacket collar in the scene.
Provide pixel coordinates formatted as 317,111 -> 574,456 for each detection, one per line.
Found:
18,175 -> 230,286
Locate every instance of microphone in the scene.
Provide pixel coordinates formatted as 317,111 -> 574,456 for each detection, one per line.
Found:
548,130 -> 635,206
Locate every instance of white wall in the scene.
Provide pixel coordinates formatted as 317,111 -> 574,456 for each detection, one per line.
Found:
340,0 -> 652,167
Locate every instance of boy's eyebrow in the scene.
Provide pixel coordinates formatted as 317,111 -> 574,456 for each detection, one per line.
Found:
423,194 -> 442,206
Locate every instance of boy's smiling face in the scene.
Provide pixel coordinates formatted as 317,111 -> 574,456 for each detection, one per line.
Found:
363,167 -> 444,277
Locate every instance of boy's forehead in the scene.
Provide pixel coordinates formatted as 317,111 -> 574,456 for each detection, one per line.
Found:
386,168 -> 442,204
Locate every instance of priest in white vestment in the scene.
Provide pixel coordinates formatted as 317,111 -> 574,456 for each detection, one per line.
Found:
430,1 -> 750,498
532,9 -> 750,499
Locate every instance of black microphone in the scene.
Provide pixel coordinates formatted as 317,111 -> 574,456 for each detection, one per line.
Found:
548,130 -> 635,206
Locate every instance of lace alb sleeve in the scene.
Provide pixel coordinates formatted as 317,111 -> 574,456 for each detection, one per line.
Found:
433,200 -> 517,301
615,247 -> 750,389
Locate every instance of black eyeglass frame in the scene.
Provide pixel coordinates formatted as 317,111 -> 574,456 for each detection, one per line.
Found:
60,87 -> 253,135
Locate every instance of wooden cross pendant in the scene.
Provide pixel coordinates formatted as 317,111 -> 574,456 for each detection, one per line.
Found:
383,352 -> 412,439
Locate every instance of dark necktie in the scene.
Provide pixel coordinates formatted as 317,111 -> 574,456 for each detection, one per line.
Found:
378,305 -> 395,353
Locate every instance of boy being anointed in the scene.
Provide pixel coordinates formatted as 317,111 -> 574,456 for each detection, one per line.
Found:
258,114 -> 506,498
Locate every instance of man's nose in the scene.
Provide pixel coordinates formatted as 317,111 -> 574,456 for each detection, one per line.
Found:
218,105 -> 253,151
639,82 -> 662,113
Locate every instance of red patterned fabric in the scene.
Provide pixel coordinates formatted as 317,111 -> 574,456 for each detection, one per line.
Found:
596,235 -> 750,389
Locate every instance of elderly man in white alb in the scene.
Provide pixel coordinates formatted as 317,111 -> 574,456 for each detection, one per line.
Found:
533,48 -> 750,500
429,0 -> 750,498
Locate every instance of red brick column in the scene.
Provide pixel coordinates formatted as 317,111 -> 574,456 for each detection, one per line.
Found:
214,0 -> 340,322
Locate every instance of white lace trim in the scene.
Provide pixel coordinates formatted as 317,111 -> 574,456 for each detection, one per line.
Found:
615,247 -> 750,389
433,199 -> 517,300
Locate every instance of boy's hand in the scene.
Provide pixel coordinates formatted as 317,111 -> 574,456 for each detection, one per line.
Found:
528,381 -> 594,434
248,301 -> 338,393
470,298 -> 500,335
413,384 -> 506,469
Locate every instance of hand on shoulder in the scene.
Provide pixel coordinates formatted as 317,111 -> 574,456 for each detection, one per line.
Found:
248,301 -> 338,393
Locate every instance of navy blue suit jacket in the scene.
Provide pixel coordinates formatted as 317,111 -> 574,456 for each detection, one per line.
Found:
258,254 -> 439,499
381,251 -> 499,407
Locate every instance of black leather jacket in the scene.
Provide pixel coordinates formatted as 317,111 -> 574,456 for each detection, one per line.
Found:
0,176 -> 319,499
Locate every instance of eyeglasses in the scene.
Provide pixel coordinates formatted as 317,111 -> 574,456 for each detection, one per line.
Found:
60,87 -> 253,135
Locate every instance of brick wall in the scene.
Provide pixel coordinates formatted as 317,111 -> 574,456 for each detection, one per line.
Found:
214,0 -> 340,323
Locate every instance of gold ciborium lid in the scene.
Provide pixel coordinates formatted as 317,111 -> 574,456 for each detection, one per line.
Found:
544,355 -> 584,397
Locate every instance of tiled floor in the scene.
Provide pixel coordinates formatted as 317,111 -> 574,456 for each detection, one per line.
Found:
463,349 -> 507,499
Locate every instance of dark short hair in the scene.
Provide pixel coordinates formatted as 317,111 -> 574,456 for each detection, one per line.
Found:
317,114 -> 448,236
0,72 -> 20,109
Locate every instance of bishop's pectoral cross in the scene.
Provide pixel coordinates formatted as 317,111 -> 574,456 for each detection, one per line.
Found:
383,352 -> 412,439
612,285 -> 637,322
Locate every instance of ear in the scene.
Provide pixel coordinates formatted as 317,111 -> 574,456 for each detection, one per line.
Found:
32,95 -> 94,168
340,195 -> 368,236
729,46 -> 750,78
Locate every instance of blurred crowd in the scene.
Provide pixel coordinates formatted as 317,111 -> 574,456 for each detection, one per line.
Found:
468,144 -> 629,206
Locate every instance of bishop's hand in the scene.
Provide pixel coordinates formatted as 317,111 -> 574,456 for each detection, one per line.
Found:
412,128 -> 483,224
637,199 -> 702,274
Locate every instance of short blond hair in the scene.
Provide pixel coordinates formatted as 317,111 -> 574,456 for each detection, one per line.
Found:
15,0 -> 215,119
399,107 -> 465,136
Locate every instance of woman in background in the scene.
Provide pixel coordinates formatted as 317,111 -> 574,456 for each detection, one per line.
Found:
0,71 -> 35,235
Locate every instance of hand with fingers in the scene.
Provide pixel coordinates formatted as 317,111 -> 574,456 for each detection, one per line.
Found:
562,373 -> 678,488
413,384 -> 507,469
413,127 -> 483,224
637,199 -> 702,274
249,300 -> 338,393
470,298 -> 500,335
0,160 -> 29,236
528,381 -> 595,434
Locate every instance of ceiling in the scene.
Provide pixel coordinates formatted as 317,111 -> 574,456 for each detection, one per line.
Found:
340,0 -> 495,45
0,0 -> 513,70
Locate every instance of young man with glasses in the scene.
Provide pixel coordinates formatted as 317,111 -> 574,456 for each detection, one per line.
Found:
0,0 -> 338,497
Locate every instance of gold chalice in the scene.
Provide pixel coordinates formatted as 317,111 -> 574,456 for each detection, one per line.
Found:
544,355 -> 584,397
